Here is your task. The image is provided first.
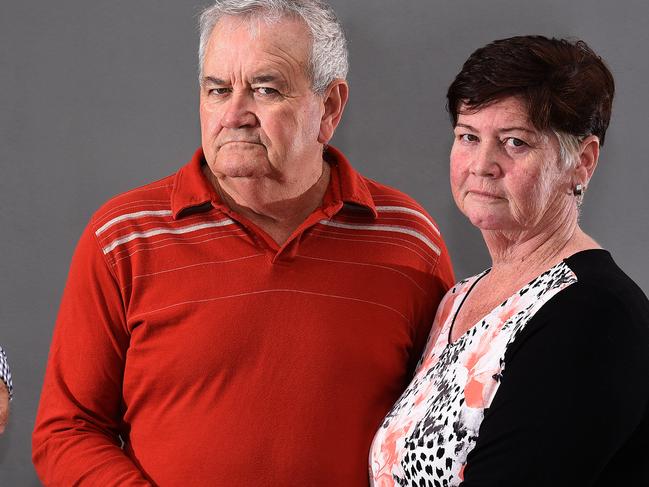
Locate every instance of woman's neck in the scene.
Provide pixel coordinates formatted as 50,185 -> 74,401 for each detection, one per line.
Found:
481,210 -> 600,284
448,215 -> 600,344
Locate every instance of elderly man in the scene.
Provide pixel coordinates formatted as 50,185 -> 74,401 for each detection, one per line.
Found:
33,1 -> 453,485
0,345 -> 12,434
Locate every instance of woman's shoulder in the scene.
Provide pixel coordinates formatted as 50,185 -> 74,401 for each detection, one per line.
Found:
507,249 -> 649,366
562,249 -> 649,316
565,248 -> 644,288
451,268 -> 491,293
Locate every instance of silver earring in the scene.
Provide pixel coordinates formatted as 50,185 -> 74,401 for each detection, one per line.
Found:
573,183 -> 584,196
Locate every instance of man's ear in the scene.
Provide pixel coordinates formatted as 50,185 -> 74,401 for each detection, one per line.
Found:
318,79 -> 349,144
573,135 -> 600,186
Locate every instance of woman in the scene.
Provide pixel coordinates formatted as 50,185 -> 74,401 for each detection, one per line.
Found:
370,36 -> 649,486
0,345 -> 12,434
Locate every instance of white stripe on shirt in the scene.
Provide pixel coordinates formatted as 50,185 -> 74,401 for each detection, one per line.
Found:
102,219 -> 235,254
95,210 -> 173,236
376,206 -> 440,235
318,220 -> 440,255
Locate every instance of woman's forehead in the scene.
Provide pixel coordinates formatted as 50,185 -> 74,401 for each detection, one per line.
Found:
457,98 -> 536,130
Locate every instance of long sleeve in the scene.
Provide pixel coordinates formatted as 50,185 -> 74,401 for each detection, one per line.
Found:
460,283 -> 649,487
32,223 -> 152,486
409,238 -> 455,375
0,345 -> 12,399
432,237 -> 456,301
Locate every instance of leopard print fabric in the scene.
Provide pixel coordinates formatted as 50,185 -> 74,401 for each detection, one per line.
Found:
370,262 -> 577,486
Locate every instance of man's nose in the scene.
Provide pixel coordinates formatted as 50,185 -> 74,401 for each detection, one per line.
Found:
221,92 -> 258,129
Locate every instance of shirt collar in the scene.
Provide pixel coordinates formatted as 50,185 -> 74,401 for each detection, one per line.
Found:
323,145 -> 378,218
170,145 -> 377,220
170,148 -> 218,219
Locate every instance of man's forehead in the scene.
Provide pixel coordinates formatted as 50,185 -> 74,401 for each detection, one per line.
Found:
201,73 -> 285,87
202,15 -> 311,81
209,14 -> 310,51
201,52 -> 303,85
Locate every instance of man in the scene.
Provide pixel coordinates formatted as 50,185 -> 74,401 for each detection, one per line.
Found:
0,345 -> 12,434
33,1 -> 454,485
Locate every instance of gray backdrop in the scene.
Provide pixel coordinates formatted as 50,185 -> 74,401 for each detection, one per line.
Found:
1,1 -> 648,484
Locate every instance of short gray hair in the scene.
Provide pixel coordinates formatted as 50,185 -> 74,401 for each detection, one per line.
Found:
554,130 -> 583,169
198,0 -> 348,94
554,130 -> 589,209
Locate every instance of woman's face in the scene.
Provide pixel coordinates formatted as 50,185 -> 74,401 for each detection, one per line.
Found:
450,97 -> 574,233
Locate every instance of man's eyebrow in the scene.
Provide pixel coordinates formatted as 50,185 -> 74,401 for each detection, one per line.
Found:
201,76 -> 227,86
251,74 -> 280,84
201,75 -> 284,86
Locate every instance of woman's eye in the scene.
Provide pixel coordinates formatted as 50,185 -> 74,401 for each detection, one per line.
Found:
459,134 -> 478,143
505,137 -> 527,148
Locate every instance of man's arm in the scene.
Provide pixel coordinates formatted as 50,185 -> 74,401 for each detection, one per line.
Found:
408,235 -> 455,375
32,224 -> 152,486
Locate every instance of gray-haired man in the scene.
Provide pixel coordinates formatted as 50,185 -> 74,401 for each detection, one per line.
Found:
33,1 -> 454,485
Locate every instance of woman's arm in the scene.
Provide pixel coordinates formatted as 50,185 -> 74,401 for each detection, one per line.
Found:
0,346 -> 11,434
460,284 -> 649,486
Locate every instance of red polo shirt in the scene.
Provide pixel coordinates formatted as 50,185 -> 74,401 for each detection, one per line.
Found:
33,146 -> 454,486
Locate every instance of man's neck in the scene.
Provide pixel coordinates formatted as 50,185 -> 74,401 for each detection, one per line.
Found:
203,162 -> 331,246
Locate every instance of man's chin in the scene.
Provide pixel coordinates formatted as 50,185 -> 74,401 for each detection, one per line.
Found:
212,160 -> 270,179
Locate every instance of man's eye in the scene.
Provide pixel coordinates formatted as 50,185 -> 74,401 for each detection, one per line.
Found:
504,137 -> 527,148
208,88 -> 230,96
255,87 -> 279,96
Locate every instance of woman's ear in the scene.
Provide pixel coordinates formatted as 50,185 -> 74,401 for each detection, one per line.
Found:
573,135 -> 600,186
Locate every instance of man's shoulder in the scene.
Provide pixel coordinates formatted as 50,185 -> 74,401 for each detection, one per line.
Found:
359,176 -> 442,236
328,146 -> 436,222
328,167 -> 447,264
86,170 -> 181,257
89,172 -> 177,233
363,177 -> 432,214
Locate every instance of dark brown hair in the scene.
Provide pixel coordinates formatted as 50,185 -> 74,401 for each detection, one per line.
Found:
446,35 -> 615,145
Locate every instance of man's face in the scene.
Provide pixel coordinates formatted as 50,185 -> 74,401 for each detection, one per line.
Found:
199,15 -> 326,189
